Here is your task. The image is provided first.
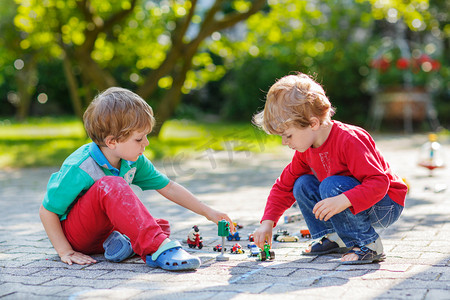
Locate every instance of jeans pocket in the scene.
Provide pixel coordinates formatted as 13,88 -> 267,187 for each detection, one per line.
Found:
370,205 -> 394,229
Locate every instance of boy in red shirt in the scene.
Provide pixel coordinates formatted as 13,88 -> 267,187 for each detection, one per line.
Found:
252,73 -> 407,264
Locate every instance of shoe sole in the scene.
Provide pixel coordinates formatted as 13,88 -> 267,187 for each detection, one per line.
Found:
147,259 -> 200,271
340,253 -> 386,265
302,247 -> 350,256
146,243 -> 201,271
103,231 -> 134,262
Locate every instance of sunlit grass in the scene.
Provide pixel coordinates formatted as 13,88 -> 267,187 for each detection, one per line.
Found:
0,117 -> 86,140
0,117 -> 281,168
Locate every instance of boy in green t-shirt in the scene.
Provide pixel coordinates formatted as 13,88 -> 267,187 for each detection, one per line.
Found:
40,87 -> 233,271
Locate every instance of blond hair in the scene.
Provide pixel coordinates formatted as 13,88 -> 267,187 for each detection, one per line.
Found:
253,73 -> 335,135
83,87 -> 155,146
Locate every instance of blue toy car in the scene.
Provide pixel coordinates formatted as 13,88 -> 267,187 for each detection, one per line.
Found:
247,243 -> 260,257
227,231 -> 240,241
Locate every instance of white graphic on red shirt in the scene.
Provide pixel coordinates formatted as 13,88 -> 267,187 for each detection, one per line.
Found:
319,152 -> 330,177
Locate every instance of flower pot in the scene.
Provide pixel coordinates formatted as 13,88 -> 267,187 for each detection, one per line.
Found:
375,87 -> 428,121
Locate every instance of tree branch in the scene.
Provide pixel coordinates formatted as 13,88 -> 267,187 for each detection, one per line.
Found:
102,0 -> 138,33
75,0 -> 94,23
198,0 -> 266,41
78,0 -> 138,54
138,0 -> 266,102
138,0 -> 199,99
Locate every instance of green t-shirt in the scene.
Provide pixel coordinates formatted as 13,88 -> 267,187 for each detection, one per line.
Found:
43,143 -> 170,220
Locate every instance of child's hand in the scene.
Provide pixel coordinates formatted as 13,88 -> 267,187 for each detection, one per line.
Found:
60,250 -> 97,265
253,220 -> 274,249
205,208 -> 235,232
313,194 -> 352,221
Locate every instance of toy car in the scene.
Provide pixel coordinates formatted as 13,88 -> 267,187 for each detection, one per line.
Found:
233,222 -> 244,229
230,243 -> 245,254
258,243 -> 275,261
273,229 -> 288,240
300,229 -> 311,238
227,231 -> 241,241
248,233 -> 254,242
213,244 -> 226,252
247,243 -> 260,257
187,225 -> 203,249
276,234 -> 299,243
273,229 -> 299,242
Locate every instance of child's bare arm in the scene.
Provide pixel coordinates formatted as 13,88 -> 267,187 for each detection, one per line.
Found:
157,181 -> 234,229
39,205 -> 96,265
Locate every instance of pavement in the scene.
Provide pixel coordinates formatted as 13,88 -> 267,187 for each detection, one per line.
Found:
1,133 -> 449,300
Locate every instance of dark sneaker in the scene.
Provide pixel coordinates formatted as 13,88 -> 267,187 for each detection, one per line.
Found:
302,236 -> 349,256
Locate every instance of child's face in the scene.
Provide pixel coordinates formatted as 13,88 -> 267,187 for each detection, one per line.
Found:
280,125 -> 316,153
113,129 -> 150,162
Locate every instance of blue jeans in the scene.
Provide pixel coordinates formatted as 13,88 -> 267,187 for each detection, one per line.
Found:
293,175 -> 403,248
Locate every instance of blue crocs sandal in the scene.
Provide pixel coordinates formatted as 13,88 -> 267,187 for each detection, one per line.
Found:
146,240 -> 201,271
103,231 -> 135,262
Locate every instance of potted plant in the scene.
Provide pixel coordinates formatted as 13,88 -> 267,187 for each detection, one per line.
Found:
370,47 -> 441,90
366,37 -> 441,130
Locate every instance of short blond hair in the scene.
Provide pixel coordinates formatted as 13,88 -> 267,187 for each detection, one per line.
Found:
83,87 -> 155,146
253,73 -> 335,135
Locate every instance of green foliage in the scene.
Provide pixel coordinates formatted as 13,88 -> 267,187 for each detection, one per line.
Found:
3,0 -> 267,133
211,0 -> 448,127
9,0 -> 254,94
0,117 -> 87,168
215,0 -> 375,125
0,1 -> 18,86
1,0 -> 448,129
220,58 -> 293,121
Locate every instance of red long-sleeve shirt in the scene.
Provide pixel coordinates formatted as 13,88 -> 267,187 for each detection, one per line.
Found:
262,121 -> 407,226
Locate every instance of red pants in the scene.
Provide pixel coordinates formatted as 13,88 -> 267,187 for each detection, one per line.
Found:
61,176 -> 170,261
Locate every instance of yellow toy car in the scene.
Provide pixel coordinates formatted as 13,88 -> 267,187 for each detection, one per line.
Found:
274,229 -> 299,242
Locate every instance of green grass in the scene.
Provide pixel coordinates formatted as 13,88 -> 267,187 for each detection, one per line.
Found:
0,117 -> 281,169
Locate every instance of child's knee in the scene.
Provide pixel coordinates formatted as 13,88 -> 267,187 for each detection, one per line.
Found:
293,174 -> 317,200
94,176 -> 132,196
97,176 -> 128,187
292,175 -> 314,200
319,176 -> 359,198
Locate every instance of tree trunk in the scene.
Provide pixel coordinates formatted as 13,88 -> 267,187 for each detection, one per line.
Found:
15,55 -> 37,121
75,51 -> 117,91
151,49 -> 196,136
62,52 -> 84,119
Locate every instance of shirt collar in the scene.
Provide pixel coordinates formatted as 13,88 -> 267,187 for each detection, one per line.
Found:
89,142 -> 133,176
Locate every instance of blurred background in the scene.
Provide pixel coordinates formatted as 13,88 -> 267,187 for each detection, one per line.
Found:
0,0 -> 448,168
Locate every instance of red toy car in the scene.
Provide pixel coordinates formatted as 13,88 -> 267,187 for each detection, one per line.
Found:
213,244 -> 226,252
248,233 -> 254,242
300,229 -> 311,238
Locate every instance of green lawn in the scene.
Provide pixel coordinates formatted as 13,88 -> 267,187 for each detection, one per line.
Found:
0,117 -> 281,169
